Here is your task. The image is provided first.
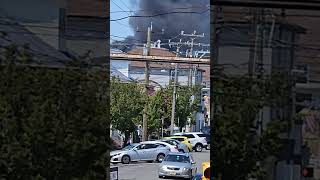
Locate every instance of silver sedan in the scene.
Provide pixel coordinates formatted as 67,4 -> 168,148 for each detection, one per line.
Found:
110,143 -> 170,164
158,152 -> 197,179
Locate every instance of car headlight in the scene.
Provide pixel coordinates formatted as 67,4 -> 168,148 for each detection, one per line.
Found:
159,166 -> 166,170
182,167 -> 190,172
111,153 -> 121,157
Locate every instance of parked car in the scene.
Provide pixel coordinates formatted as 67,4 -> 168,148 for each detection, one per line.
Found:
145,141 -> 180,153
201,126 -> 211,150
158,152 -> 197,179
159,139 -> 189,153
174,132 -> 208,152
164,136 -> 193,152
110,142 -> 170,164
204,134 -> 210,150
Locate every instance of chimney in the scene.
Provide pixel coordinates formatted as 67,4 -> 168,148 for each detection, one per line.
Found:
157,40 -> 161,48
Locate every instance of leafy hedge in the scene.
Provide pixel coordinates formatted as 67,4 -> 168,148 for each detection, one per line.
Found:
0,46 -> 109,180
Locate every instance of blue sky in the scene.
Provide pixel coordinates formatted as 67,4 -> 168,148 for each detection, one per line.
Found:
110,0 -> 138,42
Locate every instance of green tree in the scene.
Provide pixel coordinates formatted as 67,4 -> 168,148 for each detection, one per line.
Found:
0,45 -> 109,180
110,77 -> 145,144
176,85 -> 201,130
154,83 -> 201,132
212,72 -> 292,180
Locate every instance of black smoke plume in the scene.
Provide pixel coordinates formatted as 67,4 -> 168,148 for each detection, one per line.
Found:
113,0 -> 210,52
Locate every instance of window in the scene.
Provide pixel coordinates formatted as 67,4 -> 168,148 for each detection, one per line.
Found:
163,141 -> 175,146
197,134 -> 206,138
157,143 -> 167,148
136,144 -> 145,150
172,138 -> 184,142
144,144 -> 158,149
183,134 -> 195,138
164,155 -> 190,163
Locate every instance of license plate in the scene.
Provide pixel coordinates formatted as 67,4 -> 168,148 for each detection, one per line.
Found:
169,172 -> 176,175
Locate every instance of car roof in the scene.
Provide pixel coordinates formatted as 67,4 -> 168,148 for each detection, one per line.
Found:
183,132 -> 203,134
166,152 -> 191,157
166,136 -> 188,139
130,143 -> 140,146
141,141 -> 171,145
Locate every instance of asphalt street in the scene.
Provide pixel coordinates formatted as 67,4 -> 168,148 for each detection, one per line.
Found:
112,150 -> 210,180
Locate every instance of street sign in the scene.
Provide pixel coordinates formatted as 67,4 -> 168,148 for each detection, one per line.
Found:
110,166 -> 118,180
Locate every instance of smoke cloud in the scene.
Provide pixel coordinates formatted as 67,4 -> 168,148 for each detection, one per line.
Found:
127,0 -> 210,48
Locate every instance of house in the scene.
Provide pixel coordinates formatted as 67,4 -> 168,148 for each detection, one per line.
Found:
213,6 -> 307,180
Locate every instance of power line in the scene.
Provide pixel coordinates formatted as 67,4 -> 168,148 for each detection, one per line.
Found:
111,0 -> 131,16
110,9 -> 209,21
118,0 -> 134,16
110,6 -> 209,14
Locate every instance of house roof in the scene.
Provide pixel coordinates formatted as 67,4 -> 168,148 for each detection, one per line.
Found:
110,65 -> 131,82
127,47 -> 177,57
0,17 -> 72,66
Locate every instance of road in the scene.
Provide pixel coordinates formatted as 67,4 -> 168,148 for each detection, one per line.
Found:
112,150 -> 210,180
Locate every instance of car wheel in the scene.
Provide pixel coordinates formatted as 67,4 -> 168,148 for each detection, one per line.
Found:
121,155 -> 131,164
206,144 -> 210,150
195,144 -> 203,152
156,153 -> 165,162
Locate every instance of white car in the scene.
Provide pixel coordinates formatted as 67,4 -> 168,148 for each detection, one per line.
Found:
173,132 -> 208,152
145,141 -> 180,153
110,142 -> 170,164
158,139 -> 189,153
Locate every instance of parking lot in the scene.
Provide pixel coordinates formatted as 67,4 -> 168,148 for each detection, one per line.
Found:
111,150 -> 210,180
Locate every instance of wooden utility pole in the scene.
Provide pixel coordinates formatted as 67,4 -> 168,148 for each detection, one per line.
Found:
142,26 -> 151,141
170,47 -> 180,135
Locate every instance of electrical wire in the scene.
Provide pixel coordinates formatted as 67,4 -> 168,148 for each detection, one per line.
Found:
111,0 -> 131,17
118,0 -> 135,16
110,9 -> 210,21
110,6 -> 209,14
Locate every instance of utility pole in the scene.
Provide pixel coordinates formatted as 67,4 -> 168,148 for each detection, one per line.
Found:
170,46 -> 180,135
180,31 -> 205,86
142,26 -> 151,141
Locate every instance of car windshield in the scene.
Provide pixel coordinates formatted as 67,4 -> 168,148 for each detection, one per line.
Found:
162,140 -> 174,145
164,154 -> 190,163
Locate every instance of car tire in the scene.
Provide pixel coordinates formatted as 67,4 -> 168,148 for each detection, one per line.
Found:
156,153 -> 165,162
121,155 -> 131,164
159,175 -> 165,179
206,144 -> 210,150
195,144 -> 203,152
